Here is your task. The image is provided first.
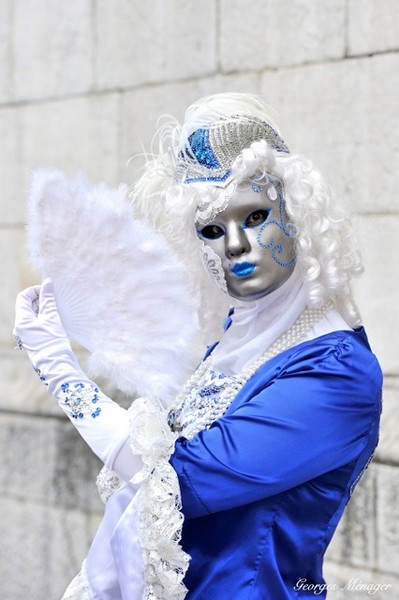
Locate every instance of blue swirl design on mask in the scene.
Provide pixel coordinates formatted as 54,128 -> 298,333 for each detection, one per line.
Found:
251,182 -> 263,193
256,177 -> 296,269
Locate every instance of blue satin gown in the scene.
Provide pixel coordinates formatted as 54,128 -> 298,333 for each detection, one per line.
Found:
170,328 -> 382,599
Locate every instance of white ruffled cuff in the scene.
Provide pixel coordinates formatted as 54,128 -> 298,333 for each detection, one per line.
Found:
129,396 -> 190,600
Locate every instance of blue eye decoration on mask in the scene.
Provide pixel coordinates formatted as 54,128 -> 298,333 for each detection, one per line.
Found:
256,177 -> 296,269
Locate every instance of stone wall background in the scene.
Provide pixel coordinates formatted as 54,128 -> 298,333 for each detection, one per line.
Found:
1,1 -> 398,598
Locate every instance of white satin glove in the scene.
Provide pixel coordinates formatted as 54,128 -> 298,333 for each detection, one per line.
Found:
13,279 -> 142,480
14,279 -> 85,394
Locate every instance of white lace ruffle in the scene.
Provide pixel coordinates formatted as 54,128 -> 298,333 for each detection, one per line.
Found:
199,241 -> 228,294
96,465 -> 123,504
195,180 -> 236,225
61,560 -> 92,600
129,396 -> 190,600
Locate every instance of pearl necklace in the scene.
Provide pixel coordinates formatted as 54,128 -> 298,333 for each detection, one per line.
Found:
168,302 -> 333,437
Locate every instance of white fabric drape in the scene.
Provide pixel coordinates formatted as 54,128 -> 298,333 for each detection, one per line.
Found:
210,265 -> 352,376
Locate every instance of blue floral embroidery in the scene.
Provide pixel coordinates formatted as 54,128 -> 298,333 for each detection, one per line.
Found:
168,369 -> 235,434
61,382 -> 102,419
33,366 -> 48,386
14,335 -> 24,351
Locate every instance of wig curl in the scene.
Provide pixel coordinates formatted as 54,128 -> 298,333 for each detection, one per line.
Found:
130,93 -> 363,344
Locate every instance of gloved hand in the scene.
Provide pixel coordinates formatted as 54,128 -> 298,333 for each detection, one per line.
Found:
13,279 -> 141,480
13,278 -> 84,394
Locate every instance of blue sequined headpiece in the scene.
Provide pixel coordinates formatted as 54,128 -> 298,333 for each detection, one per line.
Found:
178,115 -> 289,184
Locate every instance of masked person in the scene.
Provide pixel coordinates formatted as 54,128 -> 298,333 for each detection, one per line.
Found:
13,93 -> 382,600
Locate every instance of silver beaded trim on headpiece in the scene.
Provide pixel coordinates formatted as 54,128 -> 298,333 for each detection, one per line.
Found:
175,114 -> 289,186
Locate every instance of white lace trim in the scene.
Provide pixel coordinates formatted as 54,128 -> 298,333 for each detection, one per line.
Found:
61,560 -> 92,600
195,180 -> 237,225
199,241 -> 228,294
129,396 -> 190,600
96,465 -> 123,504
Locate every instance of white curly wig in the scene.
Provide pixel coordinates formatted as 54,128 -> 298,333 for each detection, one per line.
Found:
130,93 -> 363,344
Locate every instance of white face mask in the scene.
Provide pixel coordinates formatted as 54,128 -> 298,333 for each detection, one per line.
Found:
195,179 -> 296,301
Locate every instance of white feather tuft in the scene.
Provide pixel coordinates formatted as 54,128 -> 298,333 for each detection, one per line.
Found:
27,169 -> 199,405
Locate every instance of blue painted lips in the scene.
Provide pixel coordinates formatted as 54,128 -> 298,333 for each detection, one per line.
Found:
231,262 -> 256,277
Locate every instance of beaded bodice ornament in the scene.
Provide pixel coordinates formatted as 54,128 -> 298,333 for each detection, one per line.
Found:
168,368 -> 237,439
168,303 -> 333,438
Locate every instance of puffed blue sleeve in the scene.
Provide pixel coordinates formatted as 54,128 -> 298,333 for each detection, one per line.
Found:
170,333 -> 382,519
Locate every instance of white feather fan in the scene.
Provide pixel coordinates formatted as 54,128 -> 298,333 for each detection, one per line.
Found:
27,169 -> 199,405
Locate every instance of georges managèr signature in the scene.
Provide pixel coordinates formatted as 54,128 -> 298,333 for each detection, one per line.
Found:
293,577 -> 393,596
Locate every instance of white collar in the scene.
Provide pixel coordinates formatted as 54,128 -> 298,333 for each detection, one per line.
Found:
209,265 -> 352,376
209,266 -> 308,375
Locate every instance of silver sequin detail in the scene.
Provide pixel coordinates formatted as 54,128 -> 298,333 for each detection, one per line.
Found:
176,115 -> 289,184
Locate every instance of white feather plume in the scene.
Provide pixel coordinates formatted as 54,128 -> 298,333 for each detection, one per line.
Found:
27,169 -> 199,405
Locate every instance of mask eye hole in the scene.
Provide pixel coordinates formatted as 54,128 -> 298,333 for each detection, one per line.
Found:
198,224 -> 225,240
244,209 -> 270,229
